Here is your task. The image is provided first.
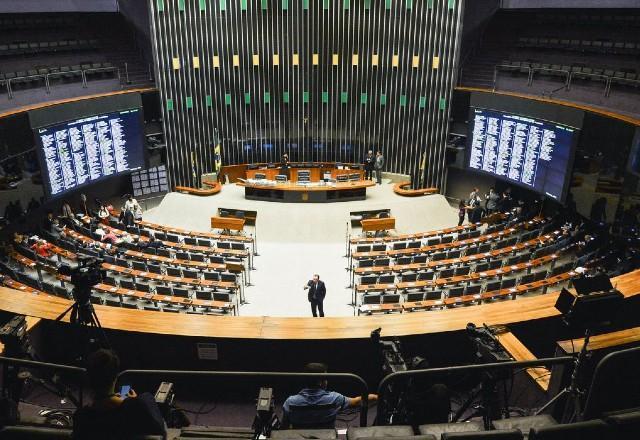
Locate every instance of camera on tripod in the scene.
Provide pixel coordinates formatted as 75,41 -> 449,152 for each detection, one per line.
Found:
58,256 -> 106,305
466,323 -> 512,381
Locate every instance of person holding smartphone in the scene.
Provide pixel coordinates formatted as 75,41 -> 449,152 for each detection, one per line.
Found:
73,349 -> 166,439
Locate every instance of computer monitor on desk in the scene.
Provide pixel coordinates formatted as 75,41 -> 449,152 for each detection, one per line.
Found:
275,174 -> 288,182
254,173 -> 266,180
349,173 -> 360,181
336,174 -> 348,182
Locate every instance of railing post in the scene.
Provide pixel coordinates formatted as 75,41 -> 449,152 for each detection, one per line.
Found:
81,70 -> 87,88
567,72 -> 573,91
492,67 -> 498,92
148,63 -> 153,82
528,67 -> 534,86
45,74 -> 50,94
124,62 -> 130,84
7,79 -> 13,99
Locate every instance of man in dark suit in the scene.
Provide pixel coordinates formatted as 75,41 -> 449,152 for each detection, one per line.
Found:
304,274 -> 326,317
363,151 -> 375,180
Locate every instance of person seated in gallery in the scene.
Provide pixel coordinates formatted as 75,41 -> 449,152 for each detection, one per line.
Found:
282,362 -> 378,429
73,349 -> 166,440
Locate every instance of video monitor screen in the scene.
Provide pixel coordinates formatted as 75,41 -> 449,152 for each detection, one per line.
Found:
466,107 -> 578,202
36,108 -> 146,197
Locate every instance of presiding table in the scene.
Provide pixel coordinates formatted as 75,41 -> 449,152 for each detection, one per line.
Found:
237,179 -> 376,203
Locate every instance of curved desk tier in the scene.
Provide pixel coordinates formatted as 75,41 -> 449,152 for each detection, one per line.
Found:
0,269 -> 638,340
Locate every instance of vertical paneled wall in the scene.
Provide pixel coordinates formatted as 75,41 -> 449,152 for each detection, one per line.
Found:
149,0 -> 464,188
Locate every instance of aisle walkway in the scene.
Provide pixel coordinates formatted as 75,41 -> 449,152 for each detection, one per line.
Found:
144,182 -> 457,316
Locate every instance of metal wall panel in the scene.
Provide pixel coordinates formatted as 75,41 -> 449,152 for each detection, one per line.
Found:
149,0 -> 464,188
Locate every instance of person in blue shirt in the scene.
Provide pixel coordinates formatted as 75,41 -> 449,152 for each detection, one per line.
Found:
282,363 -> 377,428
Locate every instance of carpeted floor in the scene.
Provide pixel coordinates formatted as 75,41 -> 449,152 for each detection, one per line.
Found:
143,181 -> 458,317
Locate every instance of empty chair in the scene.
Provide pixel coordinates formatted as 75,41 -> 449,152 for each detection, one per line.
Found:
372,244 -> 387,252
131,261 -> 147,272
407,241 -> 421,249
182,269 -> 200,280
231,243 -> 245,250
103,276 -> 117,286
438,268 -> 455,279
501,277 -> 517,289
148,263 -> 163,275
203,271 -> 221,281
401,273 -> 417,282
197,238 -> 212,247
358,259 -> 374,268
375,258 -> 391,267
213,292 -> 232,302
393,242 -> 408,250
485,280 -> 502,293
455,266 -> 470,276
533,270 -> 548,281
528,419 -> 608,440
162,307 -> 180,313
519,273 -> 535,285
218,242 -> 231,249
427,238 -> 441,246
220,273 -> 237,283
172,287 -> 190,298
488,260 -> 503,270
184,237 -> 197,245
166,267 -> 182,278
157,248 -> 172,258
210,256 -> 225,264
176,251 -> 190,260
447,250 -> 461,259
396,257 -> 412,266
156,285 -> 173,296
475,262 -> 489,273
413,255 -> 428,264
195,290 -> 213,300
441,235 -> 454,244
190,253 -> 206,262
166,234 -> 180,243
465,284 -> 482,295
448,286 -> 464,298
478,243 -> 491,253
122,302 -> 138,310
360,275 -> 378,286
135,282 -> 151,293
356,245 -> 372,253
105,298 -> 121,307
382,294 -> 400,304
362,294 -> 381,305
115,258 -> 130,268
441,430 -> 523,440
406,292 -> 424,302
425,290 -> 443,301
119,280 -> 135,290
417,271 -> 434,281
378,274 -> 395,284
431,252 -> 447,261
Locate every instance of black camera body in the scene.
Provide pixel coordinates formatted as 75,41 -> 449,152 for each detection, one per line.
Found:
58,257 -> 106,305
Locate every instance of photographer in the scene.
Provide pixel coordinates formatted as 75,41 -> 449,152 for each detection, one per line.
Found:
73,349 -> 166,439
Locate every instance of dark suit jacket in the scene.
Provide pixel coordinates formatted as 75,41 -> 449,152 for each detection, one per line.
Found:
307,280 -> 326,302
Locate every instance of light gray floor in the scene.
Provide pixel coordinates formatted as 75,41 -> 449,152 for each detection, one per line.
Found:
145,181 -> 458,317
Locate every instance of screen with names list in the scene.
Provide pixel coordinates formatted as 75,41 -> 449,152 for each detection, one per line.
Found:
467,107 -> 577,202
37,109 -> 145,197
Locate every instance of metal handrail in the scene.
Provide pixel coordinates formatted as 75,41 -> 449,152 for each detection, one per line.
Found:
530,67 -> 570,90
376,356 -> 575,422
0,355 -> 86,407
118,370 -> 371,426
5,66 -> 123,99
493,64 -> 531,91
568,71 -> 610,96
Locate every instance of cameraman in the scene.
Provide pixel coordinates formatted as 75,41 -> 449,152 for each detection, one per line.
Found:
73,349 -> 166,439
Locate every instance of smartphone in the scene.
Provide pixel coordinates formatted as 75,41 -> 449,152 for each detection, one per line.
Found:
119,385 -> 131,399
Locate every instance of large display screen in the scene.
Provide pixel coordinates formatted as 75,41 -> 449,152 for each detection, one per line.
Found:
467,107 -> 578,202
37,108 -> 145,197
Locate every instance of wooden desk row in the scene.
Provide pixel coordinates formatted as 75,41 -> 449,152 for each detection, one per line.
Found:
350,223 -> 478,245
358,271 -> 575,315
82,218 -> 249,259
108,212 -> 253,244
355,254 -> 558,294
14,247 -> 238,293
64,229 -> 228,272
3,278 -> 235,315
354,230 -> 561,275
351,218 -> 545,260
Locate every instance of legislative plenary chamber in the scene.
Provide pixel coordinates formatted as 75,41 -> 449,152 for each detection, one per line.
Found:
0,1 -> 640,439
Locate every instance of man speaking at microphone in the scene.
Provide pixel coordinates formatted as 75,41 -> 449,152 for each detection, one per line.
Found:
304,274 -> 326,317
